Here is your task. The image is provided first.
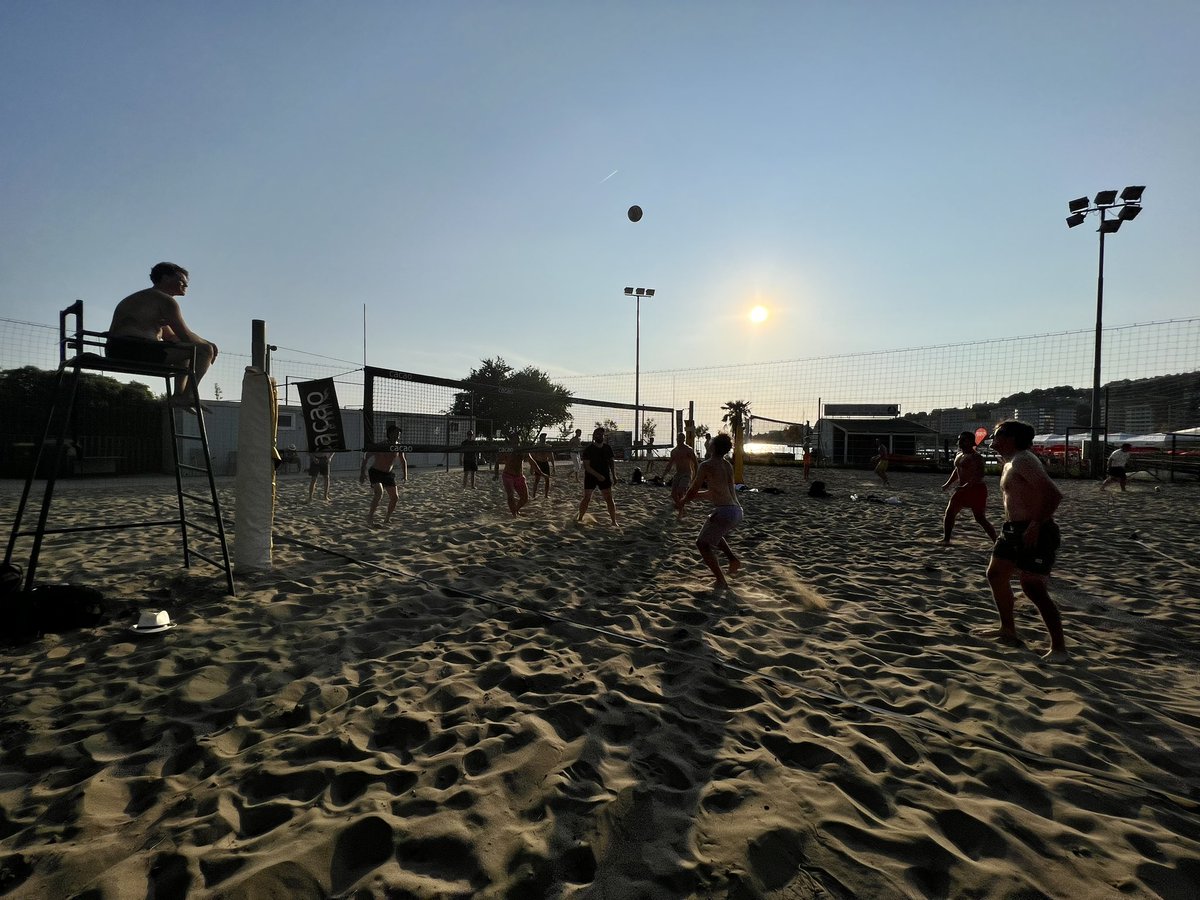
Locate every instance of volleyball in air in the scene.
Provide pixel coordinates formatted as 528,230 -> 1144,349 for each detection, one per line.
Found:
628,205 -> 643,222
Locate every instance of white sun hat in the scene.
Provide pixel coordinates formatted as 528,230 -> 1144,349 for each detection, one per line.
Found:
130,609 -> 177,634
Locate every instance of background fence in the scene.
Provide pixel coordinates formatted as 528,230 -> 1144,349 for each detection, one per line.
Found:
3,314 -> 1198,477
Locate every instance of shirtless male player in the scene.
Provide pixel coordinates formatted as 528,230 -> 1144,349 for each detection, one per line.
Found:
661,432 -> 700,518
360,423 -> 406,526
499,434 -> 545,517
986,420 -> 1067,659
676,433 -> 743,591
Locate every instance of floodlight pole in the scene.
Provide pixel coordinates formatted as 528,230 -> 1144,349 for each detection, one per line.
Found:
1089,208 -> 1107,479
1066,187 -> 1143,478
625,287 -> 654,458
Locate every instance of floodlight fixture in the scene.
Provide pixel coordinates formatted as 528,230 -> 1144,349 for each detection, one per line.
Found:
1100,218 -> 1122,233
1094,189 -> 1118,206
1066,213 -> 1086,228
1068,197 -> 1090,213
1118,204 -> 1142,221
645,289 -> 655,297
635,287 -> 647,296
624,287 -> 634,295
1120,185 -> 1145,202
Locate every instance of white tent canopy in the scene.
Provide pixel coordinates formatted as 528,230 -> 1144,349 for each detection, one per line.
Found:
1031,432 -> 1179,448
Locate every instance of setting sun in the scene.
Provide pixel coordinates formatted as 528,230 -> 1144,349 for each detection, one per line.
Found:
750,305 -> 769,324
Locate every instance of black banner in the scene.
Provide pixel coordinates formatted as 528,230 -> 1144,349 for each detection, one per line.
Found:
297,378 -> 347,451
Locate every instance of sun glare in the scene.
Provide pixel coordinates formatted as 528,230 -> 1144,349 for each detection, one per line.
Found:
750,305 -> 769,324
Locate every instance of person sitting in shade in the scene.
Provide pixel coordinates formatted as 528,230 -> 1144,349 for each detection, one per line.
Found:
106,262 -> 218,410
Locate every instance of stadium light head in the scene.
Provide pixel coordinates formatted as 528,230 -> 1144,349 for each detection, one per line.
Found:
624,287 -> 634,295
1120,185 -> 1145,202
1068,197 -> 1090,213
1100,218 -> 1122,234
1066,213 -> 1086,228
636,288 -> 646,296
1118,204 -> 1142,221
1094,189 -> 1118,206
645,289 -> 655,297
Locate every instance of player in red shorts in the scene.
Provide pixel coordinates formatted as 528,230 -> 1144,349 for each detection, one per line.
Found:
941,430 -> 998,545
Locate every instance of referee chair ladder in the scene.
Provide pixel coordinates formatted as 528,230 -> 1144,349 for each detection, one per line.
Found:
3,301 -> 235,595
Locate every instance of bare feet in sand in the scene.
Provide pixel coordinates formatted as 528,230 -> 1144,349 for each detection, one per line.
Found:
1041,647 -> 1069,662
976,627 -> 1025,647
727,559 -> 742,576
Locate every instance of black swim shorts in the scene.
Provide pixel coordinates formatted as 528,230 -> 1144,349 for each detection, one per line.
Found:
991,520 -> 1060,576
1108,466 -> 1126,478
368,468 -> 396,487
584,473 -> 612,491
106,336 -> 172,364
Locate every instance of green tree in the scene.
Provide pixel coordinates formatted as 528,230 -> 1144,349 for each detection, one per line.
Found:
721,400 -> 752,436
0,366 -> 163,475
640,417 -> 657,446
722,400 -> 752,482
595,418 -> 620,432
450,357 -> 572,441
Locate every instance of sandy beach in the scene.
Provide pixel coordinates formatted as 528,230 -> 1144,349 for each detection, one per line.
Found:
1,463 -> 1198,898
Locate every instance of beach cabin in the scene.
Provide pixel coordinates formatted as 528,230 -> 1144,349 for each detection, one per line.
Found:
816,416 -> 940,469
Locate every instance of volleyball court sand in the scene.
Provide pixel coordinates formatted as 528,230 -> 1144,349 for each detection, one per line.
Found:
1,465 -> 1198,898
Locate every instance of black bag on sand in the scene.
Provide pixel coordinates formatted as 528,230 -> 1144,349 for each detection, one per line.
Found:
2,581 -> 107,647
630,467 -> 643,484
808,480 -> 831,498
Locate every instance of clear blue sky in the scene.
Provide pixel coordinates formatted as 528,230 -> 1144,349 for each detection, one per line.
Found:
2,3 -> 1197,388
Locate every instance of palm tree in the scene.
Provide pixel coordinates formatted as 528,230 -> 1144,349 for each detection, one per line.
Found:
722,400 -> 752,482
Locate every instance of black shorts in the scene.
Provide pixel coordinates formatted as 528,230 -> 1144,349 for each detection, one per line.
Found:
584,473 -> 612,491
463,455 -> 478,472
368,468 -> 396,487
991,521 -> 1060,576
1108,466 -> 1126,478
106,336 -> 172,364
536,459 -> 551,475
309,458 -> 330,476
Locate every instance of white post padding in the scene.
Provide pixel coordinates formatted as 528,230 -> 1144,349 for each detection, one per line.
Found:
235,367 -> 277,571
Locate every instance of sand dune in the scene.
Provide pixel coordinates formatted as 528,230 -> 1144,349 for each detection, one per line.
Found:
1,464 -> 1198,898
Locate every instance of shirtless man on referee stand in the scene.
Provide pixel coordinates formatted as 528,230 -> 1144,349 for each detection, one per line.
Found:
106,262 -> 218,409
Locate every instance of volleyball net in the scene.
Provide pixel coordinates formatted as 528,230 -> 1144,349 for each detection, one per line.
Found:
362,365 -> 674,457
555,318 -> 1200,440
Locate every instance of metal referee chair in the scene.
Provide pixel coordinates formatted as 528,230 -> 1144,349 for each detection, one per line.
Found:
4,301 -> 235,595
